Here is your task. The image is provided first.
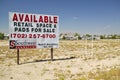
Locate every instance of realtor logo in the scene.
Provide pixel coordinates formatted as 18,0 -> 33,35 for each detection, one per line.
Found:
9,40 -> 16,49
9,40 -> 36,49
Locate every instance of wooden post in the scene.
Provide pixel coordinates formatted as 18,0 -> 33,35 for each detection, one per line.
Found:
17,49 -> 19,65
51,48 -> 53,61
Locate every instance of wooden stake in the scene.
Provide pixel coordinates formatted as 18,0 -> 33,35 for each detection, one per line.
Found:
51,48 -> 53,61
17,49 -> 19,65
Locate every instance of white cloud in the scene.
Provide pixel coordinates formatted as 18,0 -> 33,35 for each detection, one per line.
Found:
73,16 -> 78,20
103,25 -> 111,30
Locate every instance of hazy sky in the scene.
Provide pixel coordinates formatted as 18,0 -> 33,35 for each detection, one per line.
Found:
0,0 -> 120,35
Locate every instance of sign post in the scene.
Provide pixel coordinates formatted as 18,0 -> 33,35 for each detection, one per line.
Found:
9,12 -> 59,64
17,49 -> 19,65
51,48 -> 53,61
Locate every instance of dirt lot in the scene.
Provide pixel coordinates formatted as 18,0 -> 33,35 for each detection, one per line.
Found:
0,40 -> 120,80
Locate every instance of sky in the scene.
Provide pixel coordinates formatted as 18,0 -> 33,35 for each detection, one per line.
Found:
0,0 -> 120,35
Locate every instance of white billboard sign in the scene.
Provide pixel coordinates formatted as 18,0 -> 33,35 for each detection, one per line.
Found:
9,12 -> 59,49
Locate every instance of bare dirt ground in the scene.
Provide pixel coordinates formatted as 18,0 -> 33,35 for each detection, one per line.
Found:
0,40 -> 120,80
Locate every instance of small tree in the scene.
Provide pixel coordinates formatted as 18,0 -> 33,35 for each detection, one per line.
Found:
74,33 -> 81,40
0,32 -> 4,40
100,35 -> 106,39
62,36 -> 66,40
117,35 -> 120,39
111,34 -> 117,39
59,33 -> 63,37
86,34 -> 91,37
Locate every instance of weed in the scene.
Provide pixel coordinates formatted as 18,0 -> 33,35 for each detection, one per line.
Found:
58,74 -> 65,80
24,72 -> 31,75
41,67 -> 49,76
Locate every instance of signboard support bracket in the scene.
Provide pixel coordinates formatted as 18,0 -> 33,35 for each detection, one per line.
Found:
17,49 -> 20,65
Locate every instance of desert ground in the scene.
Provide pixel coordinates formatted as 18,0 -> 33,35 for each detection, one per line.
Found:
0,40 -> 120,80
